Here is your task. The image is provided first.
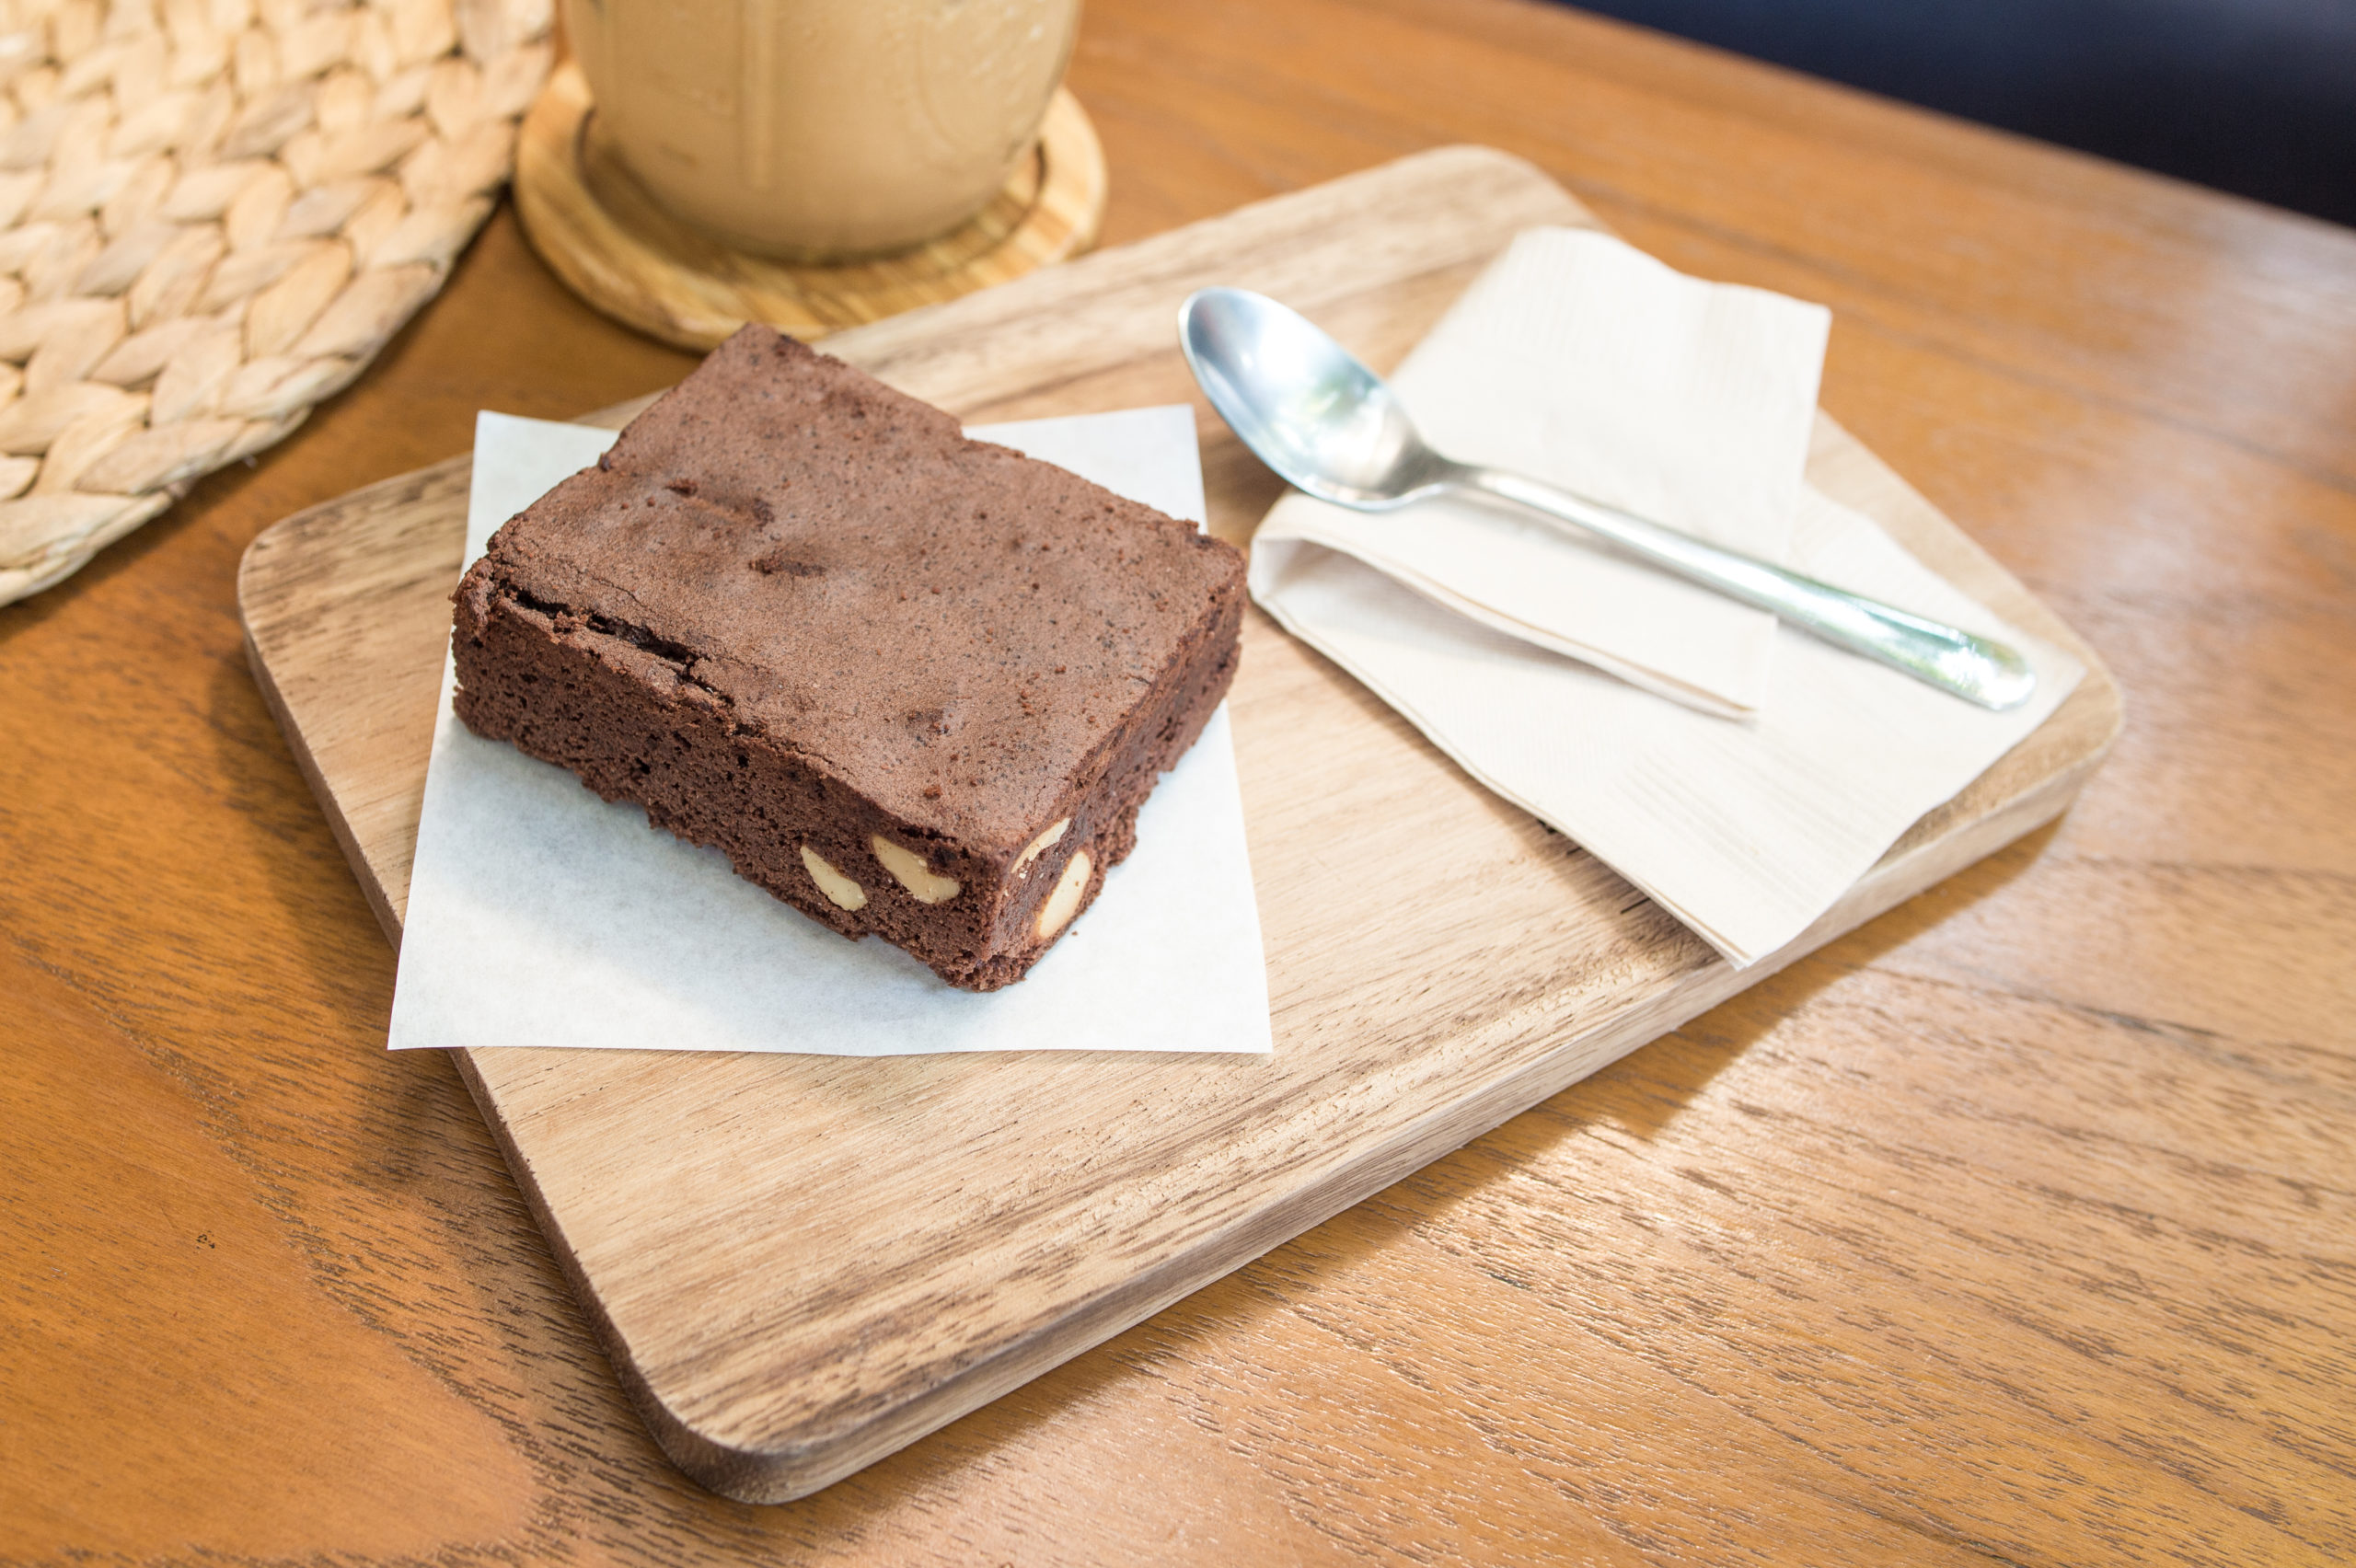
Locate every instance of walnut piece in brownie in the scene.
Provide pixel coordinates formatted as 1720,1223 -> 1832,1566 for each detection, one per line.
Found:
449,326 -> 1245,991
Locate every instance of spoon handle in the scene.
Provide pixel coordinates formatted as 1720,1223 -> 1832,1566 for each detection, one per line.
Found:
1460,467 -> 2037,711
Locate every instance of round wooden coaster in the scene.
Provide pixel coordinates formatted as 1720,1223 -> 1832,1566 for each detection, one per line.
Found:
513,63 -> 1108,352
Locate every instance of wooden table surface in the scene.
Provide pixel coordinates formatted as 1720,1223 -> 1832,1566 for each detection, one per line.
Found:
3,0 -> 2349,1562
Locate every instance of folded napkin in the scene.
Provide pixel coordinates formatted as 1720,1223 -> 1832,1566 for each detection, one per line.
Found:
387,407 -> 1271,1056
1256,228 -> 1832,717
1249,230 -> 2084,966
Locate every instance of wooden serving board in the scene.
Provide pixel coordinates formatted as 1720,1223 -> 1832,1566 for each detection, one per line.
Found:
237,146 -> 2120,1504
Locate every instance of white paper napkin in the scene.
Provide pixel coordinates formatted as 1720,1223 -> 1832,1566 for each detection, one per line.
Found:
1249,234 -> 2085,967
1255,228 -> 1832,717
387,406 -> 1271,1055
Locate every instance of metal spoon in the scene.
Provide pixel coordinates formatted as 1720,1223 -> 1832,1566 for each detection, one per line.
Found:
1178,286 -> 2035,711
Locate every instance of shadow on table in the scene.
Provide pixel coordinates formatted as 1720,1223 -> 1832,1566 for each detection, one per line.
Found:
1576,817 -> 2063,1144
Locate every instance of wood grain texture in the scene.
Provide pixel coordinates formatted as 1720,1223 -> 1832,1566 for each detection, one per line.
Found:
5,0 -> 2353,1558
239,144 -> 2117,1500
513,63 -> 1109,351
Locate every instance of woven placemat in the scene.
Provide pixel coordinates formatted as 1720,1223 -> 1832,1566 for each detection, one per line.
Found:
0,0 -> 552,607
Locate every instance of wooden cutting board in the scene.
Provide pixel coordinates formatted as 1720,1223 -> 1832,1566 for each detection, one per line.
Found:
237,146 -> 2120,1504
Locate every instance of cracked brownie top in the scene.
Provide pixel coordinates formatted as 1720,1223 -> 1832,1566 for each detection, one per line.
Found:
461,326 -> 1246,852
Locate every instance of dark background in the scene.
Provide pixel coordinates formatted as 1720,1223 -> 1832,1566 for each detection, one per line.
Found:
1562,0 -> 2356,227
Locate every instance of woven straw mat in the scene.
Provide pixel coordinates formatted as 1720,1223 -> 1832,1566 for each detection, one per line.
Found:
0,0 -> 552,607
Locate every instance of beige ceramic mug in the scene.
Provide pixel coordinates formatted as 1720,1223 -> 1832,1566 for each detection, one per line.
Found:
562,0 -> 1082,259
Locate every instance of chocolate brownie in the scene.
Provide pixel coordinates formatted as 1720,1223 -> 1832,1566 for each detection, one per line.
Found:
450,326 -> 1245,991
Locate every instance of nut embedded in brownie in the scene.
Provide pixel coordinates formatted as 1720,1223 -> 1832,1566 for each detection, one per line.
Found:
449,326 -> 1246,991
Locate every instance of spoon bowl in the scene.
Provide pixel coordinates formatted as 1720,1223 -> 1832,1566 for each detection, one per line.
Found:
1179,287 -> 1457,508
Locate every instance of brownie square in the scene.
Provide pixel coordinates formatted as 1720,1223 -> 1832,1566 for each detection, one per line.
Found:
449,327 -> 1246,991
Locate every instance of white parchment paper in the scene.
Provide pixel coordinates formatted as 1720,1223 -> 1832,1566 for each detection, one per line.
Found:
387,406 -> 1272,1055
